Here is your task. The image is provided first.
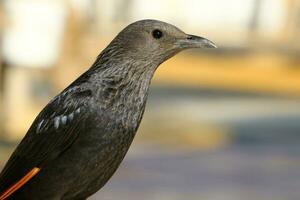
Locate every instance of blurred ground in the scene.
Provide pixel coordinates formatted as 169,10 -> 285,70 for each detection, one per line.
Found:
93,143 -> 300,200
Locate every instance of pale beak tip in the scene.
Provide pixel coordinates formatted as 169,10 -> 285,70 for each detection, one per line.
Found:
186,34 -> 217,49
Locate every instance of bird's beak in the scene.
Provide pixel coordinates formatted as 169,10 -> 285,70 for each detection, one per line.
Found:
177,34 -> 217,49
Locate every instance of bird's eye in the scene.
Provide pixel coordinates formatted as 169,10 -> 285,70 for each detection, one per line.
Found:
152,29 -> 163,39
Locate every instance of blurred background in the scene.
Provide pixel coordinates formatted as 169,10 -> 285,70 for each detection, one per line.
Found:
0,0 -> 300,199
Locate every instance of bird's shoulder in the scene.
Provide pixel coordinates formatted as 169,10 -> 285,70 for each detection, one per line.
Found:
31,86 -> 95,135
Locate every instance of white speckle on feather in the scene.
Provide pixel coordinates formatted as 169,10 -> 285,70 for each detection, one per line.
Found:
36,119 -> 44,133
68,112 -> 74,121
61,115 -> 67,125
75,108 -> 81,114
51,107 -> 81,130
54,116 -> 60,129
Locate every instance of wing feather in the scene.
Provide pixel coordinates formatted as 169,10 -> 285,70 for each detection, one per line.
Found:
0,87 -> 93,198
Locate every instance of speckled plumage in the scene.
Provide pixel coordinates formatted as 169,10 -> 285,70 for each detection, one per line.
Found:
0,19 -> 216,200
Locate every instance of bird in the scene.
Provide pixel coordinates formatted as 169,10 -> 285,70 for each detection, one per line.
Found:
0,19 -> 216,200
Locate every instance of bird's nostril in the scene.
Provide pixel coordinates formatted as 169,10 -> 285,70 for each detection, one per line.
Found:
187,35 -> 193,40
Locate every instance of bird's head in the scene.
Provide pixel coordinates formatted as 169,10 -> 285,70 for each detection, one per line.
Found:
109,19 -> 217,66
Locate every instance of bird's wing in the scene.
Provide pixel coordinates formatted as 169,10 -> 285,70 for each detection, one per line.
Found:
0,87 -> 93,199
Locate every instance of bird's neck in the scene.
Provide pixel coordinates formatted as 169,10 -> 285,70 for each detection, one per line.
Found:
90,57 -> 157,129
98,62 -> 155,104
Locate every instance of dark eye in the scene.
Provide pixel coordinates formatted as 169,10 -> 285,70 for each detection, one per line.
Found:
152,29 -> 163,39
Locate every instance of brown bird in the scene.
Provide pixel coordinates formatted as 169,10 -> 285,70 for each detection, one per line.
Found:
0,19 -> 216,200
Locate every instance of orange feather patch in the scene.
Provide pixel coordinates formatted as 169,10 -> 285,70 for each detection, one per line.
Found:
0,167 -> 40,200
